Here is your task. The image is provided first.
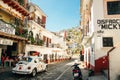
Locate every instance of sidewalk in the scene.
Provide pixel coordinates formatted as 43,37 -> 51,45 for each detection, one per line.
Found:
0,66 -> 12,73
88,74 -> 107,80
78,61 -> 107,80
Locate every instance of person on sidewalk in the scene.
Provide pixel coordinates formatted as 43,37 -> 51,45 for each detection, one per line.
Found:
1,54 -> 5,67
80,51 -> 82,61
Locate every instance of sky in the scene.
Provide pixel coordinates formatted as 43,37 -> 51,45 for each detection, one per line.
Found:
31,0 -> 80,32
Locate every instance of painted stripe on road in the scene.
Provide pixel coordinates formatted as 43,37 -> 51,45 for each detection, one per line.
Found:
55,67 -> 71,80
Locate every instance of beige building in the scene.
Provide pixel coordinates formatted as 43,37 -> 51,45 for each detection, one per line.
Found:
0,0 -> 29,63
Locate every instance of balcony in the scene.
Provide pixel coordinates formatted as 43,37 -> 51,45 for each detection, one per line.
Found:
0,19 -> 15,35
0,19 -> 27,41
2,0 -> 29,16
0,19 -> 28,40
15,27 -> 28,38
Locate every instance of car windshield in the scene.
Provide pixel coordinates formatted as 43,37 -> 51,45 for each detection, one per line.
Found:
21,57 -> 32,62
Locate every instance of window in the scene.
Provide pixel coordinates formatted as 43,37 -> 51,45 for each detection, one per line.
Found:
28,57 -> 32,62
37,17 -> 41,25
21,57 -> 32,62
107,1 -> 120,15
104,0 -> 120,18
102,37 -> 113,47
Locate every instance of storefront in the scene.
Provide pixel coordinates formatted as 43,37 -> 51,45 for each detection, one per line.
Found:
0,32 -> 27,65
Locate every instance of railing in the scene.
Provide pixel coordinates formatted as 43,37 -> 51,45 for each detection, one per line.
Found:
17,0 -> 25,7
0,19 -> 15,35
0,19 -> 28,38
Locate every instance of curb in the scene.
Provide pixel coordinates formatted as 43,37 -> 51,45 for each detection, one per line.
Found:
0,67 -> 12,73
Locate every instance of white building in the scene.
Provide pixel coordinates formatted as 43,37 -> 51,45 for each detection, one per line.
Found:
27,2 -> 53,47
25,2 -> 69,63
51,31 -> 67,49
81,0 -> 120,79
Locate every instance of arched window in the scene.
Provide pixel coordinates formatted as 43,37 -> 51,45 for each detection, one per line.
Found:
28,31 -> 35,44
35,34 -> 39,41
37,17 -> 41,24
29,31 -> 33,37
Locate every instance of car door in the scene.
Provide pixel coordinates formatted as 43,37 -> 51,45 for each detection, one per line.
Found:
41,62 -> 46,70
38,58 -> 44,71
35,58 -> 42,72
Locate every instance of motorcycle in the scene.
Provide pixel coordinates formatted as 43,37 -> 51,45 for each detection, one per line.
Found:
72,63 -> 83,80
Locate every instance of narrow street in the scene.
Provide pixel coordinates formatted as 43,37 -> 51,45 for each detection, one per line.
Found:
0,56 -> 88,80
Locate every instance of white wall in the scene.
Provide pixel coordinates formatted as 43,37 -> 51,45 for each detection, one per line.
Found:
51,33 -> 67,49
92,0 -> 120,60
28,3 -> 52,40
88,0 -> 120,78
109,46 -> 120,80
25,44 -> 68,60
93,0 -> 106,60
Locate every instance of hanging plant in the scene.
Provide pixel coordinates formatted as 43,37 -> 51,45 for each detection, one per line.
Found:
31,37 -> 35,44
37,39 -> 44,46
23,29 -> 28,37
28,31 -> 35,44
15,27 -> 19,35
20,28 -> 28,37
15,18 -> 20,26
19,27 -> 23,35
18,0 -> 24,6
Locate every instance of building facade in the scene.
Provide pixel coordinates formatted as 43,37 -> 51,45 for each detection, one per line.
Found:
0,0 -> 29,64
27,2 -> 52,47
25,3 -> 70,64
80,0 -> 120,75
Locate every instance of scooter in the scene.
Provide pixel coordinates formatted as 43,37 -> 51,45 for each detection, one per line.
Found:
72,63 -> 83,80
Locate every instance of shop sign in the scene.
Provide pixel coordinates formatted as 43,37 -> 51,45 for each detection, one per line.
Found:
97,19 -> 120,33
0,38 -> 13,45
0,20 -> 15,35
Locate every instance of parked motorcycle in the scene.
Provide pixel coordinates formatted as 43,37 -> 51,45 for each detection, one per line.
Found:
72,63 -> 83,80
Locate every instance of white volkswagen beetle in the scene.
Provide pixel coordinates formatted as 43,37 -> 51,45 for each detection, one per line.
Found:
12,56 -> 48,76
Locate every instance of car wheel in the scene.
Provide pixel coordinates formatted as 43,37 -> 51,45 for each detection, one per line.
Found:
32,69 -> 36,77
45,66 -> 48,71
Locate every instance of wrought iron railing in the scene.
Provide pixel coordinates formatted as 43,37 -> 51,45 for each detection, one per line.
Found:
0,19 -> 28,38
